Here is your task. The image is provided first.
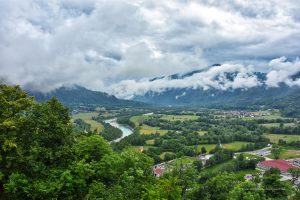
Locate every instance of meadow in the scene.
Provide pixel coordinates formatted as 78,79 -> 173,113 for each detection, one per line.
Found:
72,112 -> 104,131
264,133 -> 300,143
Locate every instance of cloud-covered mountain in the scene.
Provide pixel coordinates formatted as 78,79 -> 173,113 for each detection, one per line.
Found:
110,57 -> 300,100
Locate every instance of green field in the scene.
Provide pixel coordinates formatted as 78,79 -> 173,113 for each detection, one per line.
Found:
264,134 -> 300,143
167,157 -> 197,166
268,149 -> 300,159
130,115 -> 169,135
146,139 -> 155,145
280,150 -> 300,159
223,142 -> 252,151
261,123 -> 295,128
160,114 -> 199,121
193,141 -> 252,153
139,125 -> 169,135
72,112 -> 104,132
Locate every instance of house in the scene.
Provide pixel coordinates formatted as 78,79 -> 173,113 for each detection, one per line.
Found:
257,160 -> 298,175
153,164 -> 165,177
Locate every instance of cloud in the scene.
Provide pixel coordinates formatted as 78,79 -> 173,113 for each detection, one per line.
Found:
110,63 -> 263,99
0,0 -> 300,95
266,57 -> 300,87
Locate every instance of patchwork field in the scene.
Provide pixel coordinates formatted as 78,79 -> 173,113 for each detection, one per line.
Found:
72,112 -> 104,132
264,134 -> 300,143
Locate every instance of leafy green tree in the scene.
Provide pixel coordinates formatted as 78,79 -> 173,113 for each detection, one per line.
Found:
288,168 -> 300,184
193,173 -> 238,200
193,160 -> 203,172
73,134 -> 112,162
201,146 -> 207,154
143,177 -> 182,200
271,146 -> 282,159
228,181 -> 266,200
262,168 -> 291,199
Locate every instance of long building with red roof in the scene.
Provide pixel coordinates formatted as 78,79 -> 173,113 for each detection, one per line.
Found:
257,160 -> 298,175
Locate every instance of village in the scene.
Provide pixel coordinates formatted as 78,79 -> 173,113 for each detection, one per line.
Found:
153,144 -> 300,185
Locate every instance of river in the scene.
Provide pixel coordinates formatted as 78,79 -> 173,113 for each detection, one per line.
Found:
103,118 -> 133,142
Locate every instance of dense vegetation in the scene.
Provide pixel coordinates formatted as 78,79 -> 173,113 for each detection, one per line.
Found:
2,84 -> 300,200
100,123 -> 122,141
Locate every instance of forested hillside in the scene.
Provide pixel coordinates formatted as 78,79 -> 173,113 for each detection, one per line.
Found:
29,85 -> 145,107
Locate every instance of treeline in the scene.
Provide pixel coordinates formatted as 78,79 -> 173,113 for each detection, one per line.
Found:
116,117 -> 135,128
143,115 -> 270,144
267,125 -> 300,135
73,118 -> 91,133
100,123 -> 123,141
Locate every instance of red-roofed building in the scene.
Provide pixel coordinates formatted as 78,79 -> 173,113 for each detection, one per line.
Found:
153,165 -> 165,177
257,160 -> 298,175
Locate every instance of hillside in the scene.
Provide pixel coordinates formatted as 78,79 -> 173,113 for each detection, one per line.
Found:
133,68 -> 300,116
29,85 -> 145,107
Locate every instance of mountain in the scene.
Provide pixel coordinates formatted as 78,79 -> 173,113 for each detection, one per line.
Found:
29,85 -> 145,107
133,67 -> 300,116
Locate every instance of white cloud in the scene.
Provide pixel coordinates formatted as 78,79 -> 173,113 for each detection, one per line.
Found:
110,63 -> 262,99
0,0 -> 300,95
266,57 -> 300,87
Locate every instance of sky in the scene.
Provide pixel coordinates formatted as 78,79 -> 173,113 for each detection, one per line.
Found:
1,0 -> 300,98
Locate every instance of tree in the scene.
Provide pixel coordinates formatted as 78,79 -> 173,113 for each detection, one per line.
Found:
228,181 -> 266,200
193,160 -> 203,172
201,146 -> 207,154
194,173 -> 238,200
271,146 -> 282,159
288,168 -> 300,184
262,168 -> 291,199
144,177 -> 182,200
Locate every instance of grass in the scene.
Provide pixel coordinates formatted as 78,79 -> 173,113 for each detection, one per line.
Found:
264,134 -> 300,143
192,142 -> 252,153
139,125 -> 169,135
194,144 -> 217,153
130,115 -> 170,135
167,157 -> 197,166
72,112 -> 104,132
280,150 -> 300,159
223,142 -> 252,151
201,159 -> 259,179
146,139 -> 155,145
235,169 -> 259,179
238,153 -> 264,160
160,115 -> 199,121
130,115 -> 150,126
268,149 -> 300,160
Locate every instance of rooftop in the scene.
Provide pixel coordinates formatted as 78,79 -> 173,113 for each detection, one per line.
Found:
258,160 -> 298,173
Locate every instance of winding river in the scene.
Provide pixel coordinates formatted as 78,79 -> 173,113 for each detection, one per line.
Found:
104,118 -> 133,142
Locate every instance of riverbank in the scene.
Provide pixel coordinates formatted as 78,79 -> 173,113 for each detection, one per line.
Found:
104,118 -> 133,142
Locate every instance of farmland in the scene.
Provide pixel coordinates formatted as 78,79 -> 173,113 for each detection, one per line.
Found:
72,112 -> 104,131
265,134 -> 300,143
